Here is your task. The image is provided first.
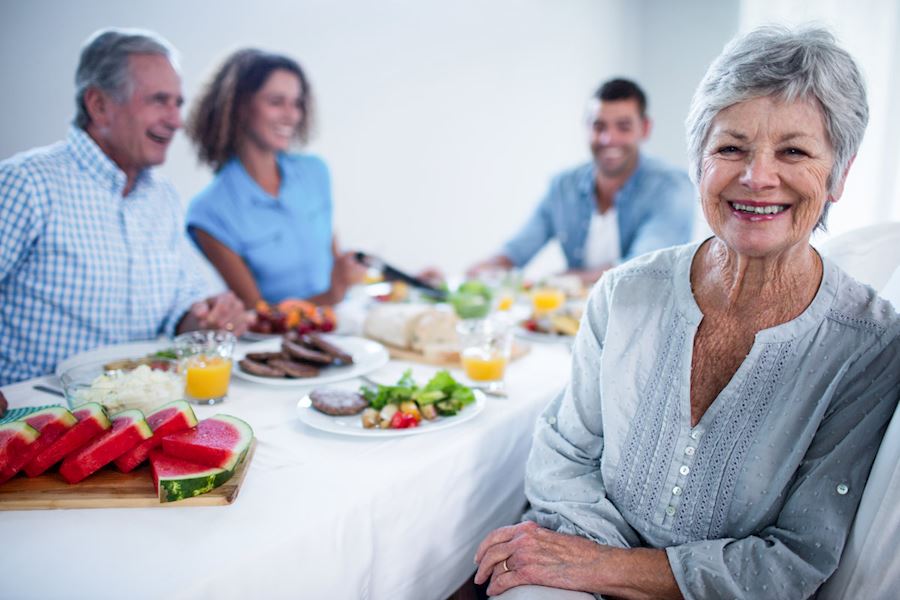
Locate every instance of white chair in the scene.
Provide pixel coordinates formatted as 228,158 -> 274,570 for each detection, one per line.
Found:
817,222 -> 900,599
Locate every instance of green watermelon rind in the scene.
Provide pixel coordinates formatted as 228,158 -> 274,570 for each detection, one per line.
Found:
158,466 -> 234,502
151,450 -> 241,503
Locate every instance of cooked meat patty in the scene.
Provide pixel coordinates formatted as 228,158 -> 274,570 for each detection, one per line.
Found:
269,358 -> 320,379
245,351 -> 288,362
282,340 -> 333,365
302,334 -> 354,365
239,358 -> 287,378
310,388 -> 369,416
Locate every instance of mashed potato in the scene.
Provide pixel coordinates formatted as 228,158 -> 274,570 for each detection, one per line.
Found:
72,365 -> 184,414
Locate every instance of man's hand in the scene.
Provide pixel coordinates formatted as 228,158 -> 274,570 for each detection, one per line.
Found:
178,291 -> 253,336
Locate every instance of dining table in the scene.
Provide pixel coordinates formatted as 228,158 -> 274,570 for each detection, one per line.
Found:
0,332 -> 573,600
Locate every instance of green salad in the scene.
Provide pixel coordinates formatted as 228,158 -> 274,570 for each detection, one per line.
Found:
360,369 -> 476,417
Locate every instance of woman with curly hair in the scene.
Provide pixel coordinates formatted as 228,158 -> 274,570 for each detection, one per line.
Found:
186,49 -> 364,307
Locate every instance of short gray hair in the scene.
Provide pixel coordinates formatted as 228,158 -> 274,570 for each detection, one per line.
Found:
74,28 -> 179,128
686,25 -> 868,228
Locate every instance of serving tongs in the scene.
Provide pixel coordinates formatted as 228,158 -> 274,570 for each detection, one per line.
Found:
355,252 -> 447,301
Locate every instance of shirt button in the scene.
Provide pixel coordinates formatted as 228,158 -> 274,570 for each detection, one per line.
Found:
665,506 -> 676,516
679,465 -> 690,476
836,484 -> 849,495
684,446 -> 695,456
672,486 -> 682,496
690,430 -> 701,440
547,417 -> 557,425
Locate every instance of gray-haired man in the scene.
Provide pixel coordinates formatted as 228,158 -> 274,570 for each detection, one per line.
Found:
0,28 -> 249,385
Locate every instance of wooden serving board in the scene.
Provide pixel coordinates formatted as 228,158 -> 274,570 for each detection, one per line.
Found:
381,341 -> 530,367
0,440 -> 255,511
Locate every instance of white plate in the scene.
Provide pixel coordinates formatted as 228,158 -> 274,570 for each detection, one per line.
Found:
233,335 -> 390,387
296,390 -> 486,437
54,339 -> 171,378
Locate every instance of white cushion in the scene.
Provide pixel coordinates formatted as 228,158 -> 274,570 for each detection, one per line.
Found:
817,222 -> 900,292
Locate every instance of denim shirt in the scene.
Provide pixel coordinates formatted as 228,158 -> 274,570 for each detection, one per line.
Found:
502,155 -> 695,269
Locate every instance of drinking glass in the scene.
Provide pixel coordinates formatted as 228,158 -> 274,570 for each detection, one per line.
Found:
456,316 -> 513,394
174,330 -> 236,404
530,287 -> 566,317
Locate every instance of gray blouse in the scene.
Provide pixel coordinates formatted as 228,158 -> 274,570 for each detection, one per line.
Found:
524,242 -> 900,599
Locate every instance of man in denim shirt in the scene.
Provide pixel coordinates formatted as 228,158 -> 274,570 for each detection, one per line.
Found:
469,79 -> 695,285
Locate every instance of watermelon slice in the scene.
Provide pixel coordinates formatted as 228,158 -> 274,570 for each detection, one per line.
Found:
161,414 -> 253,471
115,400 -> 199,473
149,449 -> 235,502
0,421 -> 41,484
59,409 -> 152,484
17,405 -> 78,465
24,403 -> 111,478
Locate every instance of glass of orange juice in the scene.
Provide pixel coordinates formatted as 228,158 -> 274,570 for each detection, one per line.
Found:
457,316 -> 513,393
531,287 -> 566,316
174,330 -> 236,405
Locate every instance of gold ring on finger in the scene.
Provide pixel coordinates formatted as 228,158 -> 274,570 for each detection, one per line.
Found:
502,559 -> 510,573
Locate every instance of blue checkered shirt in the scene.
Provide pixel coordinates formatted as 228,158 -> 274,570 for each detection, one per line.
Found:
0,127 -> 214,385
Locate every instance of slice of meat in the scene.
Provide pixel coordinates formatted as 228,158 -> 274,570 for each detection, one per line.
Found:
309,388 -> 368,416
282,340 -> 333,365
268,359 -> 320,379
302,334 -> 354,365
245,351 -> 288,363
239,358 -> 287,378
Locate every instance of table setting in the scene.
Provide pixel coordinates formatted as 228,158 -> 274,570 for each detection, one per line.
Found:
0,272 -> 576,600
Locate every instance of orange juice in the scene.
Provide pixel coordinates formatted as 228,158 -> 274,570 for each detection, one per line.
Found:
185,356 -> 232,400
531,288 -> 565,315
462,349 -> 508,382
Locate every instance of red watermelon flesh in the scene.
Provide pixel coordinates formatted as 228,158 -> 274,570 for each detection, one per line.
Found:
0,422 -> 40,484
149,449 -> 234,502
16,406 -> 78,470
161,414 -> 253,471
24,403 -> 111,478
115,400 -> 198,473
59,409 -> 152,484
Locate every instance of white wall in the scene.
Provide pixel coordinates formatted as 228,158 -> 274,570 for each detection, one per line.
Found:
0,0 -> 738,278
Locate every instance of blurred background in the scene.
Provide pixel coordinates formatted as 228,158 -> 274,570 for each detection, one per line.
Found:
2,0 -> 897,279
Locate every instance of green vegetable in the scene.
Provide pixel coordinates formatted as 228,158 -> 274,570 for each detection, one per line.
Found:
152,349 -> 178,360
359,369 -> 474,414
449,280 -> 493,319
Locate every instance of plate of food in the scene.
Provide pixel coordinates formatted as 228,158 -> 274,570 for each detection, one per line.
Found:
295,370 -> 485,437
516,301 -> 584,344
234,333 -> 389,387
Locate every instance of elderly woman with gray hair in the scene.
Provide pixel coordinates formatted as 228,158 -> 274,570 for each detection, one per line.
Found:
474,25 -> 900,600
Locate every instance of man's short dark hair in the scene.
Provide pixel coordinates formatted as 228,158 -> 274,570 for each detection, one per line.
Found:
593,78 -> 647,118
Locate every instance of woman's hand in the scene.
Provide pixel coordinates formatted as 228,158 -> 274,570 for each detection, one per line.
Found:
473,521 -> 609,597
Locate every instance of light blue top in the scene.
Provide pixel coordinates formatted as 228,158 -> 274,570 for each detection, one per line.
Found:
524,242 -> 900,599
187,153 -> 333,303
502,155 -> 695,268
0,127 -> 214,385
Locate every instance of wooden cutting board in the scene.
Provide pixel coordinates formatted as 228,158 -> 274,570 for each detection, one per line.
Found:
382,341 -> 530,367
0,441 -> 255,511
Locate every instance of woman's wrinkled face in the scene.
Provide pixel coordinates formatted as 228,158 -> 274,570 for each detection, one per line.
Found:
699,96 -> 838,259
242,69 -> 303,153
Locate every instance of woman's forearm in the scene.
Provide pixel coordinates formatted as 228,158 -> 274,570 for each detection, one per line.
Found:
589,547 -> 683,600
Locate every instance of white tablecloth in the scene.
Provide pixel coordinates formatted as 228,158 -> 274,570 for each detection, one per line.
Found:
0,341 -> 572,600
